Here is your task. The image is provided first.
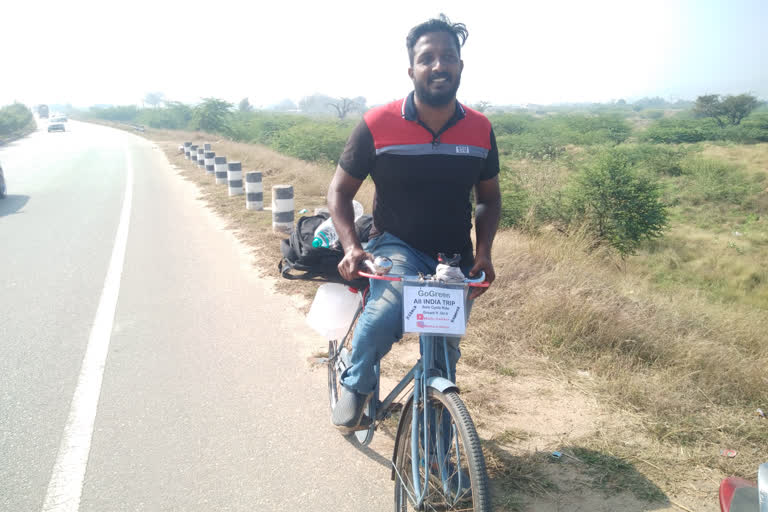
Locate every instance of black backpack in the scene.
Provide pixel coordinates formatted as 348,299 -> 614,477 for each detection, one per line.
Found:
278,213 -> 373,288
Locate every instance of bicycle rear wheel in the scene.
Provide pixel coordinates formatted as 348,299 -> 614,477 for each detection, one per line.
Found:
393,389 -> 490,511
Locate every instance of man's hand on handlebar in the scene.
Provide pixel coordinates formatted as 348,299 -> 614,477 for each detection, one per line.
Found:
468,253 -> 495,299
338,246 -> 373,282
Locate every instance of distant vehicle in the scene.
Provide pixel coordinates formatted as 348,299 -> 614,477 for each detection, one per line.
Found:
48,121 -> 66,132
51,116 -> 68,123
38,105 -> 49,119
0,161 -> 6,199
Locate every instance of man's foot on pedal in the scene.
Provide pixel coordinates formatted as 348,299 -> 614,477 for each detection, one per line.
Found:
332,387 -> 369,430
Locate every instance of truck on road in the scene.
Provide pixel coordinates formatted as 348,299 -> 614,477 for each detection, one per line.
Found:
38,105 -> 49,118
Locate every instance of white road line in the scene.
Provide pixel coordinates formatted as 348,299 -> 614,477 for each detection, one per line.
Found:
41,150 -> 134,512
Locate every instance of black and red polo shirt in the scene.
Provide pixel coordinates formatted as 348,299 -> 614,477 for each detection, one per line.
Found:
339,91 -> 499,263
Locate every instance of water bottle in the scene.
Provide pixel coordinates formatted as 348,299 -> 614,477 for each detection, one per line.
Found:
312,217 -> 338,248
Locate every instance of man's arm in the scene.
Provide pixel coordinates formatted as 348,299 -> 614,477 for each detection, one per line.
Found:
327,166 -> 370,281
469,175 -> 501,299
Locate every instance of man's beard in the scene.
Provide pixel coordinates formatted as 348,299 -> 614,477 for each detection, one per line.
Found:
415,74 -> 461,107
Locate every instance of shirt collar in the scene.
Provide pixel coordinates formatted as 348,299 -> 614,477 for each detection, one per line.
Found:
401,91 -> 466,123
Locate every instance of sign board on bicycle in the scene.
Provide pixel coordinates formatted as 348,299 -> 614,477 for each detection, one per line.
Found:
402,283 -> 466,336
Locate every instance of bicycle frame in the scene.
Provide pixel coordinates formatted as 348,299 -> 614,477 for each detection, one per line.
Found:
356,270 -> 487,509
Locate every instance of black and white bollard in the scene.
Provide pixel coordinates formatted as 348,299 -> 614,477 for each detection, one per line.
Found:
214,156 -> 227,184
184,142 -> 192,159
204,143 -> 211,151
197,148 -> 205,169
272,185 -> 294,233
190,145 -> 198,164
204,151 -> 215,175
245,172 -> 263,210
227,162 -> 243,196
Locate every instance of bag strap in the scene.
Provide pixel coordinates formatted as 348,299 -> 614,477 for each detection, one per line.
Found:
278,259 -> 325,282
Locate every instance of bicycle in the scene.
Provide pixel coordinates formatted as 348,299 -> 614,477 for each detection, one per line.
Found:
326,255 -> 491,511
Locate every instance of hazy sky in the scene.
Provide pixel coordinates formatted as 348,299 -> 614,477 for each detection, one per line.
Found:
3,0 -> 766,108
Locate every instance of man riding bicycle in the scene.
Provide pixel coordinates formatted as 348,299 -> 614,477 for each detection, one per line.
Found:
327,14 -> 501,430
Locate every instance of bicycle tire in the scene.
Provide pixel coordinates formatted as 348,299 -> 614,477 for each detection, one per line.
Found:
393,389 -> 490,512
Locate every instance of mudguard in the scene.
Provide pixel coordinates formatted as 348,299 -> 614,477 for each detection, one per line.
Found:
426,376 -> 459,394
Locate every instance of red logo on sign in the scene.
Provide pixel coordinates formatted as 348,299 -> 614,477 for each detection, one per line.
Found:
417,314 -> 424,320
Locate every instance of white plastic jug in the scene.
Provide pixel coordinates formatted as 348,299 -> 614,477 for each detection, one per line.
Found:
352,200 -> 364,221
306,283 -> 362,340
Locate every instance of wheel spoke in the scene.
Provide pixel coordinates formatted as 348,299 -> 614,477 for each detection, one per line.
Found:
394,390 -> 489,511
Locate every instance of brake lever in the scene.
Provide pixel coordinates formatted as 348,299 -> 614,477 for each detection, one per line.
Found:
364,256 -> 393,275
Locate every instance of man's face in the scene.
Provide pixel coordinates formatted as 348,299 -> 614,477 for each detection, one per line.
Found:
409,31 -> 464,107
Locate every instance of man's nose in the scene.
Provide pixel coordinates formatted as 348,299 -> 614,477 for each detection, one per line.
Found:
431,57 -> 447,72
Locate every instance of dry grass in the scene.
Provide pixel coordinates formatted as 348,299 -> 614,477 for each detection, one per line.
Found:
122,124 -> 767,508
465,225 -> 767,483
700,142 -> 768,177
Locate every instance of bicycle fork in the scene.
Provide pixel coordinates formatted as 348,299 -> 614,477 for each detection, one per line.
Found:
409,335 -> 455,507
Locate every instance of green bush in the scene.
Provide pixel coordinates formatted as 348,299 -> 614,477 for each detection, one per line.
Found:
137,102 -> 192,129
498,172 -> 530,228
642,109 -> 665,120
229,112 -> 306,146
89,105 -> 140,122
270,121 -> 353,164
488,113 -> 534,135
496,133 -> 565,160
567,150 -> 668,255
491,113 -> 632,159
0,103 -> 35,141
559,114 -> 631,144
612,144 -> 689,176
190,98 -> 233,134
642,115 -> 768,144
641,118 -> 719,143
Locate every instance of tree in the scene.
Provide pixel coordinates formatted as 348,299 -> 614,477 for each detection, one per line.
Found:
192,98 -> 233,133
299,93 -> 338,114
720,94 -> 759,125
238,97 -> 253,113
327,97 -> 364,120
298,94 -> 365,117
693,94 -> 726,127
144,92 -> 165,109
569,150 -> 668,256
473,101 -> 491,113
693,93 -> 759,126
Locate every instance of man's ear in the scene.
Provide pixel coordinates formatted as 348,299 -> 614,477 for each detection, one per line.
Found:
408,67 -> 414,80
459,60 -> 464,74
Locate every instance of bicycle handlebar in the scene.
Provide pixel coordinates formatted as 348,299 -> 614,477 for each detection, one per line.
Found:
359,257 -> 489,288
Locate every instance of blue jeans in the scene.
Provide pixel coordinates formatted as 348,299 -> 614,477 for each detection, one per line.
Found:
340,232 -> 474,395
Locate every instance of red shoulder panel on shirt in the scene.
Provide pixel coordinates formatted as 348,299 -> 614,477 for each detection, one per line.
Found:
364,99 -> 492,150
364,99 -> 432,149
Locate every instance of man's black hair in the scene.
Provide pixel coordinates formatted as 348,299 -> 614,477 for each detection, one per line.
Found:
406,14 -> 468,65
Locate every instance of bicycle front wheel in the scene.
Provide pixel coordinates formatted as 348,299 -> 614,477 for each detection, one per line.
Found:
393,389 -> 490,511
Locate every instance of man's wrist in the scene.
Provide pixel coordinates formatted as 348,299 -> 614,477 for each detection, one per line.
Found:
343,242 -> 364,255
475,244 -> 492,260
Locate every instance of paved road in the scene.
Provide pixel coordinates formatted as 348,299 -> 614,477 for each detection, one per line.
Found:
0,120 -> 393,511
